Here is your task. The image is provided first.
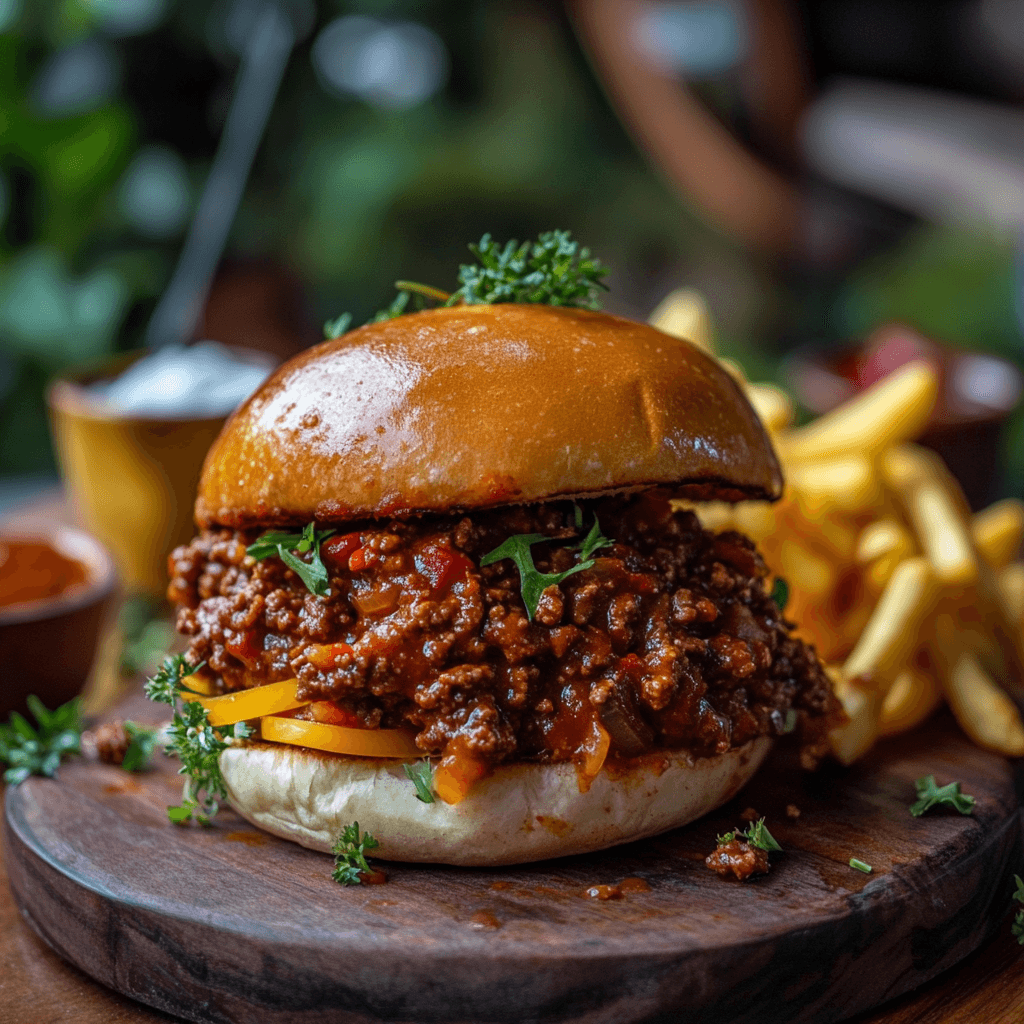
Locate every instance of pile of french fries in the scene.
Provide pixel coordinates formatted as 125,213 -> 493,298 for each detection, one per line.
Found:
651,290 -> 1024,764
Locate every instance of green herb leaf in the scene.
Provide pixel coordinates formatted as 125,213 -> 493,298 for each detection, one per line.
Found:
573,514 -> 614,561
909,775 -> 976,817
447,230 -> 609,309
771,577 -> 789,612
332,821 -> 381,885
324,313 -> 352,339
402,760 -> 435,803
369,290 -> 412,323
145,655 -> 250,824
120,721 -> 159,772
481,534 -> 592,621
0,696 -> 83,785
246,522 -> 336,597
782,708 -> 798,734
849,858 -> 873,874
745,818 -> 783,853
715,818 -> 782,854
1012,875 -> 1024,945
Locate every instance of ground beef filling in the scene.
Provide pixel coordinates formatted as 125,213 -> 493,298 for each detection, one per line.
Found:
168,494 -> 838,770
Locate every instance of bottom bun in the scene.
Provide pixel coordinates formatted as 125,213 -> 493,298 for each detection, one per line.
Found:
220,738 -> 772,866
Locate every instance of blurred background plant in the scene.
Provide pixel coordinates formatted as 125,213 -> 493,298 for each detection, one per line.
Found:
1,0 -> 1023,504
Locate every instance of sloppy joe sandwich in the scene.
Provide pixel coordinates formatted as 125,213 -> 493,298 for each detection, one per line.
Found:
166,293 -> 838,866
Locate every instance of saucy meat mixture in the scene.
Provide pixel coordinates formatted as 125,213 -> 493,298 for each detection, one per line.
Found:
169,494 -> 839,770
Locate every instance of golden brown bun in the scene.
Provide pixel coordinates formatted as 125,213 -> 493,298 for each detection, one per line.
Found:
219,737 -> 772,866
196,305 -> 782,528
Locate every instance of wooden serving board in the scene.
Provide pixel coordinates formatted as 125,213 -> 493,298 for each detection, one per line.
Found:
4,701 -> 1022,1024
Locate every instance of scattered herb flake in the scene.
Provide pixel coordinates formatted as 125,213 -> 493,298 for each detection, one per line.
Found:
782,708 -> 798,734
771,577 -> 789,612
1012,875 -> 1024,945
909,775 -> 976,817
850,858 -> 873,874
715,818 -> 782,854
0,695 -> 82,785
332,822 -> 381,885
144,654 -> 250,824
402,761 -> 435,804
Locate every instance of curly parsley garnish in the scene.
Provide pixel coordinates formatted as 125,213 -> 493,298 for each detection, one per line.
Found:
321,230 -> 611,334
247,521 -> 336,597
145,654 -> 250,825
1012,875 -> 1024,944
481,513 -> 613,621
448,230 -> 608,308
909,775 -> 976,817
332,822 -> 381,885
716,817 -> 783,854
402,760 -> 435,804
0,695 -> 82,785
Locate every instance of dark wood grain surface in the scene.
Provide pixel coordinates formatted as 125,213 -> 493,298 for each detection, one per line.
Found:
5,702 -> 1024,1024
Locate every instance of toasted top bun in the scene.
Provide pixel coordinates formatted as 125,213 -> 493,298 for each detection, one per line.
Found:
219,737 -> 772,866
196,305 -> 782,528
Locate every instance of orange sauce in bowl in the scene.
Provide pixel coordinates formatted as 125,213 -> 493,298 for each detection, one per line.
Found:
0,540 -> 88,608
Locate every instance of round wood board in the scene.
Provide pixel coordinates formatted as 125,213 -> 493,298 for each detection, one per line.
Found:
4,706 -> 1022,1024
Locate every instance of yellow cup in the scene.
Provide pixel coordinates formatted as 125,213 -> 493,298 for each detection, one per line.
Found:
47,356 -> 229,597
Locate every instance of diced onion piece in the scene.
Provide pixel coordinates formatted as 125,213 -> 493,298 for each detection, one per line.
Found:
577,719 -> 610,793
190,678 -> 306,726
260,715 -> 421,758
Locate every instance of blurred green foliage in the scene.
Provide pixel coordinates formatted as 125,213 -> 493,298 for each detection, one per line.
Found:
0,0 -> 727,479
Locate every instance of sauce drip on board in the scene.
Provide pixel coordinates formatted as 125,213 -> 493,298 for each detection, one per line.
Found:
0,540 -> 87,608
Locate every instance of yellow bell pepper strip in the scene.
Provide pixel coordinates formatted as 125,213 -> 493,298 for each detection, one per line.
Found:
189,679 -> 307,726
260,715 -> 421,759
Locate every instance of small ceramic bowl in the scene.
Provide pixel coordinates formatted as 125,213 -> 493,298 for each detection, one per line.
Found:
0,525 -> 116,719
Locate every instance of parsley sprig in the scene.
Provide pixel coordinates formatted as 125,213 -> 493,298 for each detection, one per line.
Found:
402,760 -> 435,804
1012,875 -> 1024,944
144,654 -> 250,824
909,775 -> 976,817
448,231 -> 608,308
332,822 -> 380,885
481,513 -> 613,621
321,230 -> 610,337
247,521 -> 336,597
0,695 -> 82,785
716,818 -> 783,854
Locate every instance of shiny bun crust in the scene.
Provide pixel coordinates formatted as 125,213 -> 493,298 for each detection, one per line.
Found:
196,305 -> 782,528
219,739 -> 772,866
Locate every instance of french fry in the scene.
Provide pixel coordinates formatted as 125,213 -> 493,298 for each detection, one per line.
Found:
941,648 -> 1024,757
746,383 -> 795,432
731,500 -> 777,541
855,519 -> 915,566
972,499 -> 1024,567
829,668 -> 882,765
787,457 -> 880,516
879,663 -> 942,736
842,557 -> 936,692
998,563 -> 1024,624
648,288 -> 714,352
779,361 -> 938,462
881,446 -> 977,586
778,539 -> 835,600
